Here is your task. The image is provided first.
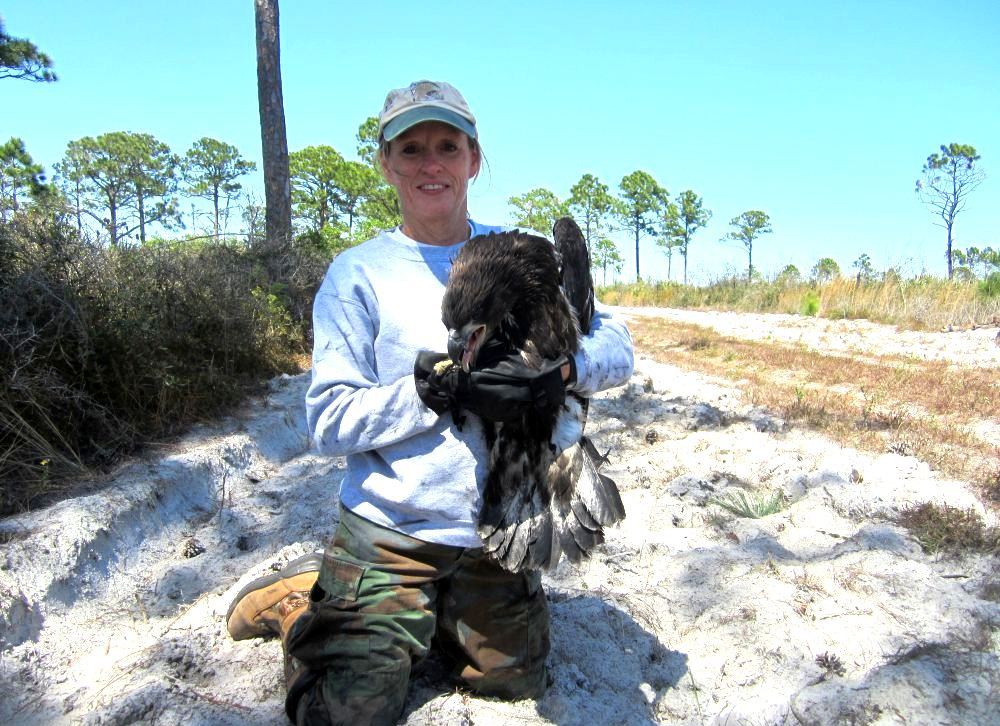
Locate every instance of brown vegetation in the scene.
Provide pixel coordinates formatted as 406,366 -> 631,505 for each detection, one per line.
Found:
628,316 -> 1000,508
897,502 -> 1000,556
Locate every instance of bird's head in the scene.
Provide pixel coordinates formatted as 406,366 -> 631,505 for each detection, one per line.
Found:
442,279 -> 515,372
447,320 -> 490,372
441,231 -> 559,372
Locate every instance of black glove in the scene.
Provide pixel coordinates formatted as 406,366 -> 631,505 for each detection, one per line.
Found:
414,350 -> 568,426
414,351 -> 462,417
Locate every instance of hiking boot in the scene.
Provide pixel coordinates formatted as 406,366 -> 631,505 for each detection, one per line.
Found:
226,552 -> 322,641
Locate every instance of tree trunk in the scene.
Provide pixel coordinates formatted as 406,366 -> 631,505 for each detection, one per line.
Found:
946,222 -> 954,279
74,179 -> 82,236
634,219 -> 640,281
255,0 -> 291,270
137,190 -> 146,244
213,187 -> 221,239
109,200 -> 119,246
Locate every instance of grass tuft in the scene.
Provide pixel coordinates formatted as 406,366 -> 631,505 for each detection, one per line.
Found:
982,460 -> 1000,505
708,489 -> 788,519
815,651 -> 846,676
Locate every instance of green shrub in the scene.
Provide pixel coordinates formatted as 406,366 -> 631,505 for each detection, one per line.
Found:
0,214 -> 314,514
978,272 -> 1000,299
800,290 -> 820,316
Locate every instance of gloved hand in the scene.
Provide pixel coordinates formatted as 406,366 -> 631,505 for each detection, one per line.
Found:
414,349 -> 570,426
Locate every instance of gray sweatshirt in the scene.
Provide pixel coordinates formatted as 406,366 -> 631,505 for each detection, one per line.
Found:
305,222 -> 634,547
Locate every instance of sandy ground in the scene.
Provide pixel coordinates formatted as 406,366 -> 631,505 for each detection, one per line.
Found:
1,310 -> 998,725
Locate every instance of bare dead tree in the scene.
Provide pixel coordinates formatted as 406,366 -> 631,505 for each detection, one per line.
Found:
254,0 -> 291,274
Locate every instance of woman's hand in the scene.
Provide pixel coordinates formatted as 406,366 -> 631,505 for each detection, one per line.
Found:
414,350 -> 569,424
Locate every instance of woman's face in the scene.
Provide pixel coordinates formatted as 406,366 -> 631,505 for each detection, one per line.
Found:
380,121 -> 481,233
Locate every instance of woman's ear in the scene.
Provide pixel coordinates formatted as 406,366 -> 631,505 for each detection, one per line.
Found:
378,149 -> 394,184
468,144 -> 481,180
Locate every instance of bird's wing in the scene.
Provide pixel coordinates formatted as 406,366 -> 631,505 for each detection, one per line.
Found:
477,401 -> 626,572
550,216 -> 625,564
546,404 -> 625,565
553,215 -> 594,429
553,216 -> 595,336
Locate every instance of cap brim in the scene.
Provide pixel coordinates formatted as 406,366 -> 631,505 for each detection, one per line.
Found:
382,106 -> 477,142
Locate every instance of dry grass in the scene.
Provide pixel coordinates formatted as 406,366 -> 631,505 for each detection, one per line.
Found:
984,464 -> 1000,505
628,317 -> 1000,497
601,275 -> 1000,330
897,503 -> 1000,555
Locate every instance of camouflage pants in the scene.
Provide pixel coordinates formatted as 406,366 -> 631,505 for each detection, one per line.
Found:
284,505 -> 550,725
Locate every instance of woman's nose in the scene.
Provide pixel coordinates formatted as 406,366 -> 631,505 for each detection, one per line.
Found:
421,151 -> 446,171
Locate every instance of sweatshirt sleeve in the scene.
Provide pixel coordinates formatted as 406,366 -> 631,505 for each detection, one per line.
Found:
570,303 -> 635,397
305,271 -> 441,458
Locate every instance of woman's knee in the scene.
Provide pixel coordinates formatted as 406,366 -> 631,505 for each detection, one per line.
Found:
291,660 -> 410,726
438,558 -> 551,699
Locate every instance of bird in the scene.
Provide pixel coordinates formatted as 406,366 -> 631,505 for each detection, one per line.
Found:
440,216 -> 625,572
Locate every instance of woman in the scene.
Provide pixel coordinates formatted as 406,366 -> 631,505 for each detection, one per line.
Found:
227,80 -> 634,725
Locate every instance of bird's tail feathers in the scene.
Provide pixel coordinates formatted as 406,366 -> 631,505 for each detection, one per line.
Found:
478,476 -> 562,573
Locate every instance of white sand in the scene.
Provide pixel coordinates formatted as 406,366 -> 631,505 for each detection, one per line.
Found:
1,310 -> 997,725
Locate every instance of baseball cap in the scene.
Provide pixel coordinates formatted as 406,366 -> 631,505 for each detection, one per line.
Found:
378,80 -> 478,142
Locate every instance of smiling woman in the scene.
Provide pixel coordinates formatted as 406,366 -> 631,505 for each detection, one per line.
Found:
379,121 -> 481,245
375,80 -> 482,246
224,79 -> 635,725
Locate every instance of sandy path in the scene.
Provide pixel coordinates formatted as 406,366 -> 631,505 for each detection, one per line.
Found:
1,312 -> 998,725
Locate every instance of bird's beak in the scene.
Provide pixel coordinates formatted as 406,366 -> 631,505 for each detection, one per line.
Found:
448,323 -> 487,372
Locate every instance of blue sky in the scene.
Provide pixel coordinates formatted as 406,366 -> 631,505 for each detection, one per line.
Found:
4,1 -> 998,283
